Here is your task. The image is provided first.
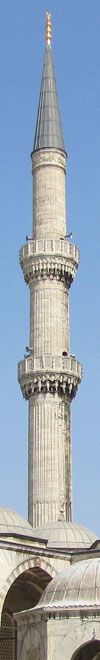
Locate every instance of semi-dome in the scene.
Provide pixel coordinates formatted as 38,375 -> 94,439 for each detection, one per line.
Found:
0,505 -> 35,538
33,519 -> 97,549
37,557 -> 100,610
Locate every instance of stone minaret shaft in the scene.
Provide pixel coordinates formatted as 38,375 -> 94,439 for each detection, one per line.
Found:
18,14 -> 82,528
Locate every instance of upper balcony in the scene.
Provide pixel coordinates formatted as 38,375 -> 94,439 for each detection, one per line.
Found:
18,353 -> 81,376
18,354 -> 82,400
19,239 -> 79,286
20,238 -> 79,262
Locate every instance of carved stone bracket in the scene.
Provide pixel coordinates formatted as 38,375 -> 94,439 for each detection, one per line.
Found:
19,254 -> 78,287
18,369 -> 81,401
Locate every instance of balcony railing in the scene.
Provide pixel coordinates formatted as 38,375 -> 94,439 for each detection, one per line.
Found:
18,354 -> 82,381
19,239 -> 79,266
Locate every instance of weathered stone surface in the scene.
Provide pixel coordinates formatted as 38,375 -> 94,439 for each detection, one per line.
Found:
28,393 -> 72,527
15,609 -> 100,660
19,145 -> 82,527
32,149 -> 66,240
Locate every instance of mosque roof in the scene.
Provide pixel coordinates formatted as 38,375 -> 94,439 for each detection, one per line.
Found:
0,505 -> 35,538
37,557 -> 100,610
0,507 -> 97,549
32,519 -> 97,549
33,40 -> 65,152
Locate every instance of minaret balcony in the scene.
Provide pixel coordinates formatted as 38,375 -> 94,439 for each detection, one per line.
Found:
19,239 -> 79,286
18,354 -> 82,400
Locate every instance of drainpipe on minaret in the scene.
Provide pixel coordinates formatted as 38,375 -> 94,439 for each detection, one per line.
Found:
18,13 -> 82,528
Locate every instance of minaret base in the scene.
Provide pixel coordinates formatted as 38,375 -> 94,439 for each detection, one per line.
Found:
28,392 -> 72,528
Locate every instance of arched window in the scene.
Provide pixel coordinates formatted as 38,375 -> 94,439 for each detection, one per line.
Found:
72,640 -> 100,660
0,612 -> 17,659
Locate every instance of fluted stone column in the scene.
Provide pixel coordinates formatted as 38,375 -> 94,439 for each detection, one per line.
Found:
18,13 -> 82,528
18,147 -> 81,528
28,393 -> 72,527
33,150 -> 66,240
27,150 -> 70,526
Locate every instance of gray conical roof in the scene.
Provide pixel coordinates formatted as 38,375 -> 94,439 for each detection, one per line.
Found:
34,44 -> 65,152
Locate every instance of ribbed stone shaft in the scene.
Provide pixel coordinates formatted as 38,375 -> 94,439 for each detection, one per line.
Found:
30,279 -> 70,357
18,33 -> 82,529
27,147 -> 73,527
28,394 -> 72,527
32,149 -> 66,239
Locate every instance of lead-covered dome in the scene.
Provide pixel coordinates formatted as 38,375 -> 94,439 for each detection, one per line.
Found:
0,505 -> 35,538
37,557 -> 100,610
33,519 -> 97,549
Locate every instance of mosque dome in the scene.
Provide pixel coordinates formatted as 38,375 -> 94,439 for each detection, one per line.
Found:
37,557 -> 100,610
0,505 -> 35,538
33,519 -> 97,549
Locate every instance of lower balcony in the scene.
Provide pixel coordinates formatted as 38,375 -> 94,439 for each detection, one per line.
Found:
18,354 -> 82,400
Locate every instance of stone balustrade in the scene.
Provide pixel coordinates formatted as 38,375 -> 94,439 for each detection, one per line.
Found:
19,239 -> 79,264
18,355 -> 82,399
18,354 -> 82,380
19,239 -> 79,285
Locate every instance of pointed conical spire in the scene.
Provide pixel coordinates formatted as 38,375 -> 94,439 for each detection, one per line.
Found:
33,12 -> 65,152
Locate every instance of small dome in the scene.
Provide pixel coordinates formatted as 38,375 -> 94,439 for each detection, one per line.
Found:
37,557 -> 100,610
33,519 -> 97,549
0,505 -> 35,538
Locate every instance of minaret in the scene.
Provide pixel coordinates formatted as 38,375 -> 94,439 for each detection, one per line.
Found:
18,13 -> 82,528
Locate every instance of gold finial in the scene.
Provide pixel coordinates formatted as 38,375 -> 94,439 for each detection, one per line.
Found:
46,11 -> 52,45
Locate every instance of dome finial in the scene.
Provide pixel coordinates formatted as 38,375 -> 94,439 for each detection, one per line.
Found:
46,11 -> 52,45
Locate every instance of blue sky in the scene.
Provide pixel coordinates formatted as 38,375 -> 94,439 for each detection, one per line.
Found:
0,0 -> 100,536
